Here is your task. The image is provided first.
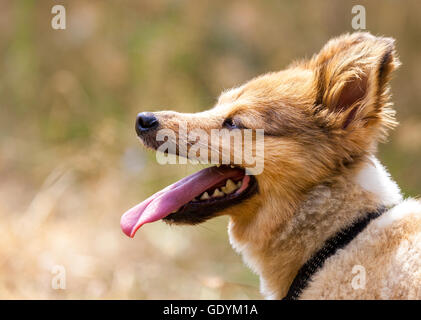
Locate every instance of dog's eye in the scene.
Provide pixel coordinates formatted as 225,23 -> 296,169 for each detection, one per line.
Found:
223,118 -> 239,129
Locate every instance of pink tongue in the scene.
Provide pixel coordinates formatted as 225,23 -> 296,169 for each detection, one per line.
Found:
120,166 -> 244,238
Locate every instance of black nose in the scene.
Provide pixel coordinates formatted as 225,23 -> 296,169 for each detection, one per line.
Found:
136,112 -> 159,135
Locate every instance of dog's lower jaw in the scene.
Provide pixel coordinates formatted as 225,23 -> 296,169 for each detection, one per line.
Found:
228,156 -> 404,299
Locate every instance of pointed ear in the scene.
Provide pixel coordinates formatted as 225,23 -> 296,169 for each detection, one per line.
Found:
312,33 -> 400,131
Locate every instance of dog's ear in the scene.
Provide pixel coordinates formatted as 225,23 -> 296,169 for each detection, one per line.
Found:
312,33 -> 400,132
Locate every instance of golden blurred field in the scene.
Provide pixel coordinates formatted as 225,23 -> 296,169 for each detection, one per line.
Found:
0,0 -> 420,299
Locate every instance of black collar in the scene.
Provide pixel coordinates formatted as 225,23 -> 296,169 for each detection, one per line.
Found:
283,206 -> 387,300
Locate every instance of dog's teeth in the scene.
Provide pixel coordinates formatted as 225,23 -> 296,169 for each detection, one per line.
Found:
200,192 -> 210,200
223,179 -> 237,194
216,164 -> 221,167
237,181 -> 242,188
212,188 -> 224,198
226,179 -> 235,187
230,165 -> 235,168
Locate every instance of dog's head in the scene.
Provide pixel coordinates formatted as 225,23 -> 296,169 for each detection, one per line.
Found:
121,33 -> 400,238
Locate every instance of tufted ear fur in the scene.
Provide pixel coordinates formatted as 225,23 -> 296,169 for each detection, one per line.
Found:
312,33 -> 400,136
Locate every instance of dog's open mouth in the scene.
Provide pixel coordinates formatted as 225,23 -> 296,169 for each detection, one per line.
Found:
120,165 -> 258,237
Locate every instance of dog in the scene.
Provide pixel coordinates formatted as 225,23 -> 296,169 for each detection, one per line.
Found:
121,32 -> 421,299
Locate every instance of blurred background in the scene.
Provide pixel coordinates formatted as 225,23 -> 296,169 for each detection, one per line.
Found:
0,0 -> 420,299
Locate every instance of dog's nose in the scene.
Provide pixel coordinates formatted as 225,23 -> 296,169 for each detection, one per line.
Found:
136,112 -> 159,135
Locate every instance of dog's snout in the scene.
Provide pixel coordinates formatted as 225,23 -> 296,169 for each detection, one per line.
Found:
136,112 -> 159,135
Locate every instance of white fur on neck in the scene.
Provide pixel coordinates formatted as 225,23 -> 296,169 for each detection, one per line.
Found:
355,156 -> 402,207
374,198 -> 421,229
